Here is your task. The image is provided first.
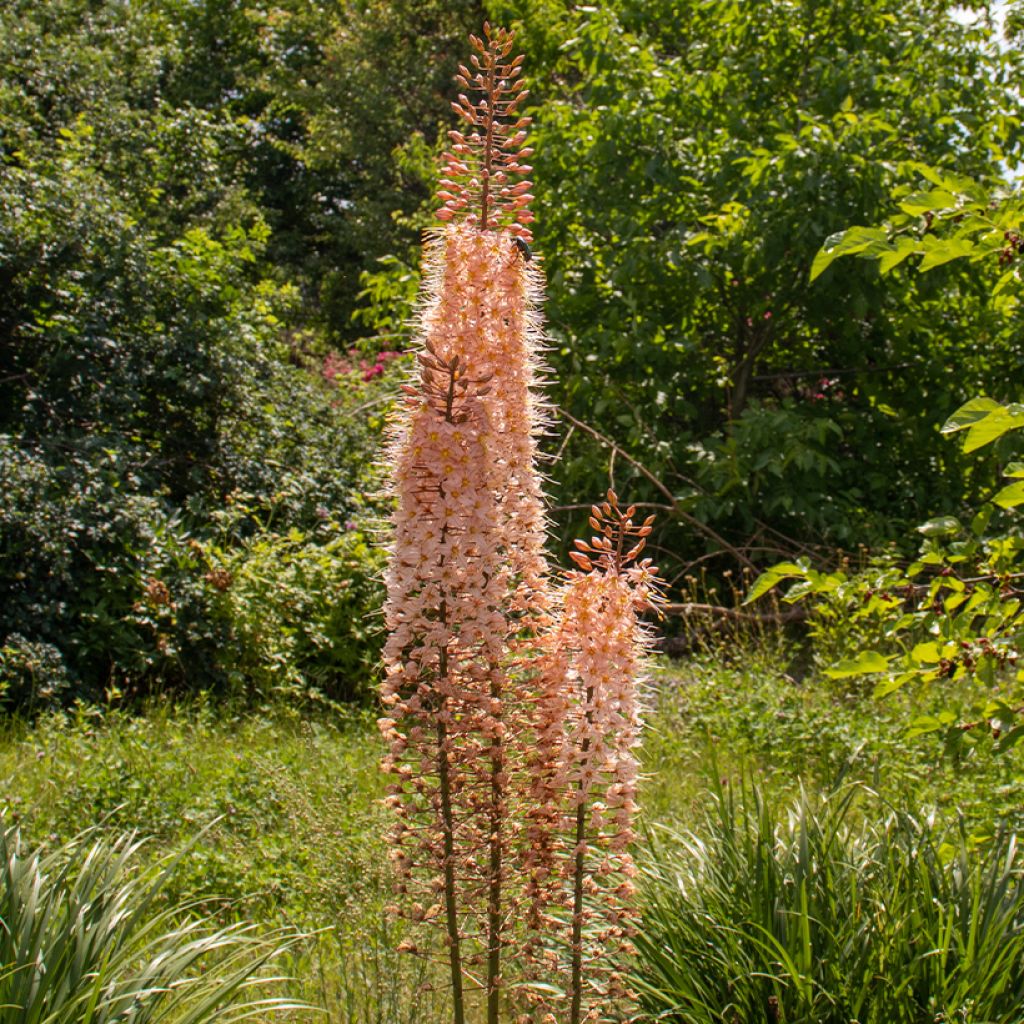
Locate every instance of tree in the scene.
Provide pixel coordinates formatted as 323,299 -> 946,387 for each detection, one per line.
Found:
489,0 -> 1024,572
0,0 -> 390,705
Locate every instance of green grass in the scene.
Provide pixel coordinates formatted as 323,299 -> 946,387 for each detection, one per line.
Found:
633,781 -> 1024,1023
0,699 -> 448,1022
641,643 -> 1024,835
3,641 -> 1024,1021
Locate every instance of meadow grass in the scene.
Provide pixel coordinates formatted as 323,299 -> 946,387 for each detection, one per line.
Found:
2,642 -> 1023,1021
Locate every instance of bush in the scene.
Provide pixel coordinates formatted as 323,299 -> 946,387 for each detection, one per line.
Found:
633,781 -> 1024,1024
207,520 -> 386,705
0,78 -> 399,710
0,437 -> 229,703
0,310 -> 395,710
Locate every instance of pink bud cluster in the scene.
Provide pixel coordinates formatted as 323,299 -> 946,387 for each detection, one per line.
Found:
437,24 -> 535,238
322,347 -> 402,383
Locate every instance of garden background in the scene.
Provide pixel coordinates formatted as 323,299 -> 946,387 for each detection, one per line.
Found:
3,1 -> 1024,1021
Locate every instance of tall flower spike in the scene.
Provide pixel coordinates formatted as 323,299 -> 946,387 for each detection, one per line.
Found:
384,27 -> 660,1024
383,26 -> 550,1024
424,19 -> 552,626
437,23 -> 535,238
382,351 -> 507,1024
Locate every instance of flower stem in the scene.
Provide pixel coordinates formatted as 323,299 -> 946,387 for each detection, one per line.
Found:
435,379 -> 465,1024
480,44 -> 496,229
486,674 -> 503,1024
436,629 -> 466,1024
570,685 -> 594,1024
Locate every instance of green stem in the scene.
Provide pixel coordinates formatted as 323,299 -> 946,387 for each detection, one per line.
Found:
486,671 -> 503,1024
434,376 -> 465,1024
570,685 -> 594,1024
434,704 -> 466,1024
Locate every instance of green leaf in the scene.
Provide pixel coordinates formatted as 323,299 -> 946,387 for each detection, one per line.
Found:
809,226 -> 889,282
963,406 -> 1024,453
942,396 -> 1003,434
911,642 -> 941,664
907,715 -> 947,738
825,650 -> 891,678
917,235 -> 976,271
874,671 -> 914,698
996,724 -> 1024,753
877,236 -> 919,273
743,562 -> 807,604
917,516 -> 960,537
940,397 -> 1024,452
897,190 -> 957,215
992,481 -> 1024,509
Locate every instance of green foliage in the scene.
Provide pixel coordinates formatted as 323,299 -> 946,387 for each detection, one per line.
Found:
5,650 -> 1024,1021
643,641 -> 1024,832
746,373 -> 1024,752
0,0 -> 417,709
0,705 -> 447,1022
239,0 -> 487,337
634,783 -> 1024,1024
0,436 -> 229,702
1,705 -> 386,919
207,520 -> 385,705
488,0 -> 1023,571
0,823 -> 305,1023
0,47 -> 397,707
0,318 -> 391,707
943,396 -> 1024,456
812,164 -> 1024,297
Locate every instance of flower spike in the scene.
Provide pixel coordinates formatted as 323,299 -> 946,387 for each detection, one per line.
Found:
437,23 -> 535,237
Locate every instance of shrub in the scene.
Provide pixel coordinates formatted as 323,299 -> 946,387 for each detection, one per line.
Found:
0,104 -> 397,710
0,438 -> 229,703
208,520 -> 385,705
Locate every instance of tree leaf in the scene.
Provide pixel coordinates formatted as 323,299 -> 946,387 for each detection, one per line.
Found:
897,190 -> 957,215
906,715 -> 946,737
911,642 -> 941,664
991,481 -> 1024,510
916,516 -> 960,537
941,396 -> 1003,434
877,236 -> 919,273
917,235 -> 977,272
996,724 -> 1024,753
743,562 -> 807,604
825,650 -> 890,678
809,226 -> 889,282
963,406 -> 1024,453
